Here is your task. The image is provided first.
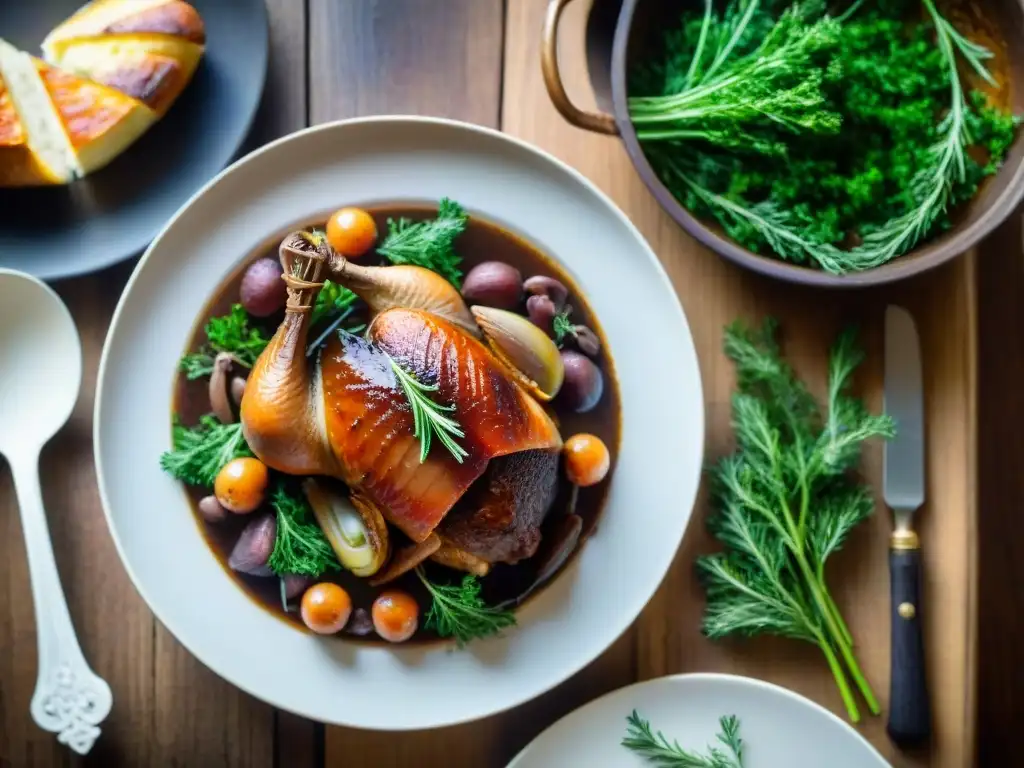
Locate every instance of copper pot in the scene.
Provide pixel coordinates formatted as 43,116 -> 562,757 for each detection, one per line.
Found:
542,0 -> 1024,287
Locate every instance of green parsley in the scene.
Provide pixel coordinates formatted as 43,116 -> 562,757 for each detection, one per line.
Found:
623,711 -> 744,767
310,278 -> 359,328
387,353 -> 468,464
377,198 -> 467,287
552,306 -> 575,347
267,483 -> 340,578
159,414 -> 253,487
179,304 -> 270,380
416,569 -> 516,647
697,320 -> 893,722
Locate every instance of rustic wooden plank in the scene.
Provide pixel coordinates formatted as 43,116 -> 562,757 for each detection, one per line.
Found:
311,0 -> 505,765
149,0 -> 310,766
975,210 -> 1024,766
499,1 -> 977,766
308,0 -> 504,126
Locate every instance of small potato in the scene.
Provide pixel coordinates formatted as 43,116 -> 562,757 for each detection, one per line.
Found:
240,257 -> 286,317
301,583 -> 352,635
462,261 -> 523,309
558,350 -> 604,413
214,457 -> 269,514
372,590 -> 419,643
197,494 -> 228,523
563,433 -> 610,487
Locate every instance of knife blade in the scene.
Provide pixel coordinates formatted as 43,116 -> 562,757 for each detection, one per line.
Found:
883,305 -> 930,748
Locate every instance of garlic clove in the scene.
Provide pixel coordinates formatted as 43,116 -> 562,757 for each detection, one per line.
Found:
302,479 -> 390,577
470,305 -> 565,401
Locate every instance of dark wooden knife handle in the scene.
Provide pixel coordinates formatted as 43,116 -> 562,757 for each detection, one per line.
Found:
887,547 -> 931,748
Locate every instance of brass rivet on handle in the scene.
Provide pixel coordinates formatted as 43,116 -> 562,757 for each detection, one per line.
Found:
891,529 -> 920,550
898,602 -> 916,620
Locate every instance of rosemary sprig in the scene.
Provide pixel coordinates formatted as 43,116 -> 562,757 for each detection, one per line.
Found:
622,711 -> 744,767
387,354 -> 468,464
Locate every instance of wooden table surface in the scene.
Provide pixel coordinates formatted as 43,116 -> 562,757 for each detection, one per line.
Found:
1,1 -> 1021,766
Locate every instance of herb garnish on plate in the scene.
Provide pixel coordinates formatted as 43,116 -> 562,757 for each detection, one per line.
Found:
160,414 -> 253,487
697,320 -> 893,722
267,484 -> 341,578
387,353 -> 468,463
416,569 -> 516,647
179,304 -> 270,380
377,197 -> 467,286
623,711 -> 744,767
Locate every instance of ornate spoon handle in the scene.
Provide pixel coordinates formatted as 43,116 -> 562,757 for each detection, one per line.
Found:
10,450 -> 112,755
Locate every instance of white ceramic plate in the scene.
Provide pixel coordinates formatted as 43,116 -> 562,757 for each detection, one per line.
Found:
95,116 -> 704,729
509,674 -> 892,768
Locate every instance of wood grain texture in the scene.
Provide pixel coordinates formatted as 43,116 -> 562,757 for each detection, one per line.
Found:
308,0 -> 505,126
975,210 -> 1024,767
496,1 -> 977,765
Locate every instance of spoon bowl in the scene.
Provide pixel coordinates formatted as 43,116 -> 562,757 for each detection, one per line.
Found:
0,269 -> 82,453
0,269 -> 111,755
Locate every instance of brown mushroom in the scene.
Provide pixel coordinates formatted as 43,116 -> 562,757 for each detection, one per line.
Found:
210,352 -> 241,424
230,376 -> 247,406
368,534 -> 441,586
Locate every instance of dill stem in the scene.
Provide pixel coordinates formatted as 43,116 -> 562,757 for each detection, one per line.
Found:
819,569 -> 854,647
778,484 -> 878,716
794,545 -> 879,715
817,630 -> 861,723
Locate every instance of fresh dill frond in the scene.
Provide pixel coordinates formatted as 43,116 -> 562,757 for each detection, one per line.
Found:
178,304 -> 270,380
622,710 -> 744,767
628,3 -> 842,152
417,569 -> 516,647
387,354 -> 468,464
159,414 -> 253,487
697,320 -> 893,722
377,197 -> 467,287
267,483 -> 340,578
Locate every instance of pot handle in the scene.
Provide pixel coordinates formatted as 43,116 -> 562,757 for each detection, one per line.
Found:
541,0 -> 619,136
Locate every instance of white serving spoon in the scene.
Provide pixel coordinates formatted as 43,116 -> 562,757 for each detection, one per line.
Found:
0,269 -> 111,755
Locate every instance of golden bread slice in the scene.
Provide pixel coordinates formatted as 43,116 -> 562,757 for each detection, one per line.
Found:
0,39 -> 78,185
0,38 -> 156,186
41,35 -> 203,117
0,74 -> 64,186
42,0 -> 205,60
34,57 -> 156,176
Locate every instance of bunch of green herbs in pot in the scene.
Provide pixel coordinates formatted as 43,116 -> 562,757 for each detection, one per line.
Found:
697,319 -> 894,722
629,0 -> 1019,274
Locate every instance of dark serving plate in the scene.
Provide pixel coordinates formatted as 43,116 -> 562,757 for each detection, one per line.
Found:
0,0 -> 268,281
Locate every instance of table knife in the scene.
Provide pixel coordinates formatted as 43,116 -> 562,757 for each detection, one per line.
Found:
883,305 -> 931,748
